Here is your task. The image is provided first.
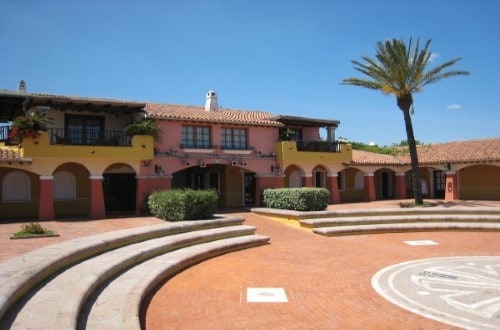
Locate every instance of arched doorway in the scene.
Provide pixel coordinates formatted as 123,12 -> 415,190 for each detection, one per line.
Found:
284,165 -> 303,188
103,163 -> 136,213
53,162 -> 90,217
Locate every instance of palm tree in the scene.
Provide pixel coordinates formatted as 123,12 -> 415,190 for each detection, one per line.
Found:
342,38 -> 469,204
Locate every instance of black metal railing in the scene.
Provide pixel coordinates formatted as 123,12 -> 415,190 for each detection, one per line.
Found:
48,128 -> 131,146
295,140 -> 343,153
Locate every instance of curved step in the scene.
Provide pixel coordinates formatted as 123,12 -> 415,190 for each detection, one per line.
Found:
0,217 -> 244,322
301,214 -> 500,228
2,225 -> 259,330
82,234 -> 270,330
313,222 -> 500,236
253,206 -> 500,220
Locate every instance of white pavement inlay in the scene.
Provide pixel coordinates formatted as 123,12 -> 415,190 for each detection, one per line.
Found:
372,256 -> 500,329
247,288 -> 288,303
404,240 -> 439,246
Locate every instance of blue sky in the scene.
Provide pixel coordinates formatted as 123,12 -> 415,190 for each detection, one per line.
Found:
1,0 -> 498,146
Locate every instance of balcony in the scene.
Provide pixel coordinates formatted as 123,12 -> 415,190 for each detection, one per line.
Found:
275,140 -> 352,162
15,131 -> 153,160
48,128 -> 132,146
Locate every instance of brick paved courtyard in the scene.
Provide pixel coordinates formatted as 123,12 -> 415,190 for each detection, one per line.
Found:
1,200 -> 499,329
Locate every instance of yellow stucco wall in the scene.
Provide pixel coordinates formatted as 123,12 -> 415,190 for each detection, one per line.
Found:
21,132 -> 153,160
275,141 -> 352,163
459,165 -> 500,200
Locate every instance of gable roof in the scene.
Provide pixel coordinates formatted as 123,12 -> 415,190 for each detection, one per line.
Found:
144,103 -> 283,127
350,138 -> 500,166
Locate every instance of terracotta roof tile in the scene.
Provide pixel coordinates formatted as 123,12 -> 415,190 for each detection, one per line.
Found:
351,138 -> 500,166
351,150 -> 402,165
144,103 -> 283,127
412,138 -> 500,164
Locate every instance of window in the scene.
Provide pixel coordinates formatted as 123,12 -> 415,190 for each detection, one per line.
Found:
3,171 -> 30,202
337,170 -> 345,190
53,171 -> 76,201
221,128 -> 247,149
65,115 -> 104,145
181,126 -> 210,148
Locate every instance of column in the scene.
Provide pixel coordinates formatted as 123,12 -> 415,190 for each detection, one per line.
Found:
135,175 -> 172,214
38,175 -> 55,221
326,174 -> 340,204
395,173 -> 407,199
363,173 -> 376,202
444,171 -> 459,201
89,175 -> 106,219
302,174 -> 313,187
255,175 -> 285,206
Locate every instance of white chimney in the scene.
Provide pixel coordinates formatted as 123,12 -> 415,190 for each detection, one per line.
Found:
18,80 -> 27,93
205,90 -> 218,112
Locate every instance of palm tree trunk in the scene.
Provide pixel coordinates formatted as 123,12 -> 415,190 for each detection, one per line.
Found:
401,108 -> 424,204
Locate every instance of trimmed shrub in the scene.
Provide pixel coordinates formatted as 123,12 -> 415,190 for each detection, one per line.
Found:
148,189 -> 218,221
263,187 -> 330,211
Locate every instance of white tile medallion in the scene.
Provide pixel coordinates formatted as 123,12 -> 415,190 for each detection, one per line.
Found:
247,287 -> 288,303
404,240 -> 439,246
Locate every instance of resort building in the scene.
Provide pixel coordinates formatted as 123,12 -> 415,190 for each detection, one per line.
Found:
1,82 -> 499,220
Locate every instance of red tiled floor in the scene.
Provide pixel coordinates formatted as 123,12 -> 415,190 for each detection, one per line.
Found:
144,200 -> 500,329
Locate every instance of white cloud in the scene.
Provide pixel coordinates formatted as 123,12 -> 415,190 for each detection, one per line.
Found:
446,104 -> 462,110
429,53 -> 440,62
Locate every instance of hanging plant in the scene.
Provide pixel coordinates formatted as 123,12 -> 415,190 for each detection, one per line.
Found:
9,110 -> 54,144
125,118 -> 161,141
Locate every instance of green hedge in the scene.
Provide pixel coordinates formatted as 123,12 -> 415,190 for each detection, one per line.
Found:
148,189 -> 218,221
263,187 -> 330,211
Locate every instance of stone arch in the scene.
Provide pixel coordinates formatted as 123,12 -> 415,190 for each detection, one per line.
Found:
284,164 -> 304,188
103,163 -> 137,212
374,168 -> 396,199
312,165 -> 328,188
53,162 -> 91,217
2,170 -> 30,202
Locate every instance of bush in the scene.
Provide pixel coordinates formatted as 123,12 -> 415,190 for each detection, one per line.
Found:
263,187 -> 330,211
148,189 -> 218,221
12,222 -> 54,238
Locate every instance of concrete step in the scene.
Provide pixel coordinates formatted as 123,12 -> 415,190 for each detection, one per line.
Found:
313,222 -> 500,237
300,214 -> 500,228
252,206 -> 500,221
1,224 -> 264,330
0,217 -> 244,322
82,234 -> 270,330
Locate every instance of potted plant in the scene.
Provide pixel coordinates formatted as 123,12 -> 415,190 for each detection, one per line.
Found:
125,118 -> 161,141
9,110 -> 54,144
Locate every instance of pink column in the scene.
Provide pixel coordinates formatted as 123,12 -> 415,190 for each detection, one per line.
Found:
89,175 -> 106,219
395,173 -> 407,199
302,175 -> 313,187
255,175 -> 285,206
326,174 -> 340,204
444,171 -> 459,201
363,173 -> 376,202
135,176 -> 172,214
38,176 -> 55,221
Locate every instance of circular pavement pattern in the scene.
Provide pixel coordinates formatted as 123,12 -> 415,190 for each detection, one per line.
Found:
372,256 -> 500,329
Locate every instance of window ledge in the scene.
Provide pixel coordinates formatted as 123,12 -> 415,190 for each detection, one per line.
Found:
182,148 -> 216,154
222,149 -> 254,155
